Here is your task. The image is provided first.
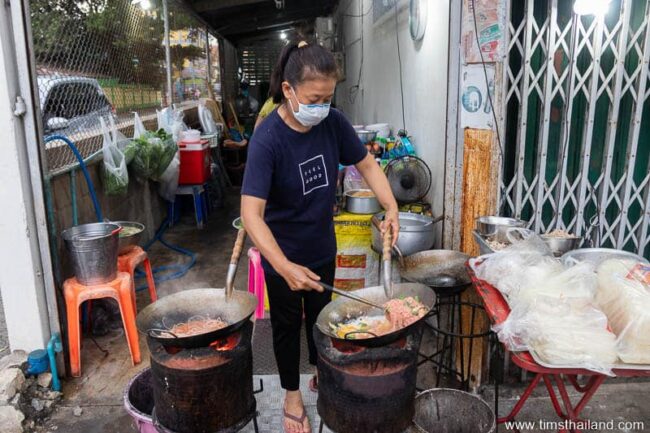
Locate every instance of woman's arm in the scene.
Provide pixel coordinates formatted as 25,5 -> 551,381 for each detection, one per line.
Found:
355,153 -> 400,244
241,195 -> 323,291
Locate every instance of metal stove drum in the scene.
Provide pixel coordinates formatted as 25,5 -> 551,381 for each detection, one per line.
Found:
148,320 -> 260,433
314,325 -> 424,433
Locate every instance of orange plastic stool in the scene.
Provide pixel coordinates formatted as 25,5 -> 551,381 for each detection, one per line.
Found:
117,246 -> 158,309
63,272 -> 141,377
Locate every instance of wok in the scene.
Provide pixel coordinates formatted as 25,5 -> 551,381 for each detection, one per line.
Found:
136,229 -> 257,348
398,250 -> 471,288
316,230 -> 435,347
315,283 -> 436,347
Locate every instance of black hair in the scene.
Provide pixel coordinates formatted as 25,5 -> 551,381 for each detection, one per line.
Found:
269,41 -> 338,103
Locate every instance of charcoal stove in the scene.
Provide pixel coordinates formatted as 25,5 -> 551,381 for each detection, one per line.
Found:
315,325 -> 423,433
148,320 -> 259,433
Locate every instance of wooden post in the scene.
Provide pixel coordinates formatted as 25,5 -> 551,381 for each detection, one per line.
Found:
458,128 -> 498,390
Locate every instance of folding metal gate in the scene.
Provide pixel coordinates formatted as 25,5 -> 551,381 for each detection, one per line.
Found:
501,0 -> 650,258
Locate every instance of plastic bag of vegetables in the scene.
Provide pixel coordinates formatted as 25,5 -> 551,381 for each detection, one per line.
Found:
100,117 -> 129,195
126,113 -> 178,181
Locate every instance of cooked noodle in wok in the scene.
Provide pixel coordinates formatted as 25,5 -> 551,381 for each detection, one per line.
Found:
330,296 -> 428,339
165,316 -> 229,338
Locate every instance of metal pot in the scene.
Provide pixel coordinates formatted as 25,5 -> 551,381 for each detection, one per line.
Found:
345,189 -> 382,214
371,212 -> 437,256
475,216 -> 527,243
62,222 -> 121,285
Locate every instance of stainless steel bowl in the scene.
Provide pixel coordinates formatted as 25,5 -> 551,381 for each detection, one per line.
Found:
356,129 -> 377,144
345,189 -> 382,214
475,216 -> 527,243
114,221 -> 145,255
541,235 -> 582,257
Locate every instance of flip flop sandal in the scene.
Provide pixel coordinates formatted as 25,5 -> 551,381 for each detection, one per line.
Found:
308,375 -> 318,393
283,406 -> 309,433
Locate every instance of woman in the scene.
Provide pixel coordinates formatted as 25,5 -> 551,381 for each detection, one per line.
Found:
254,96 -> 279,130
241,41 -> 399,433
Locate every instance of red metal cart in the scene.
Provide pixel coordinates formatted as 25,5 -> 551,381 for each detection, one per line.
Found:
467,263 -> 650,433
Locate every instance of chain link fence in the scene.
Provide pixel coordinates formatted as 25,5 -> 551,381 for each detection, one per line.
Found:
31,0 -> 219,173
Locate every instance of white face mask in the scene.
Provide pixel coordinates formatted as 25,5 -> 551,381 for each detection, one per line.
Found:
288,88 -> 331,127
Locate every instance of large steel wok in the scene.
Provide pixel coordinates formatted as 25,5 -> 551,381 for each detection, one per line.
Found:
136,229 -> 257,348
398,249 -> 471,288
316,231 -> 436,347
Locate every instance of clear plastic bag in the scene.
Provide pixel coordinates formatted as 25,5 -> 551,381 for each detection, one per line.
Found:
474,239 -> 616,374
596,259 -> 650,364
157,105 -> 187,143
473,237 -> 559,299
494,296 -> 618,375
100,117 -> 129,195
126,113 -> 178,181
516,261 -> 597,309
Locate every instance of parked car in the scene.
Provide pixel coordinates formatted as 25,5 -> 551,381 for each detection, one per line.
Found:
38,75 -> 116,139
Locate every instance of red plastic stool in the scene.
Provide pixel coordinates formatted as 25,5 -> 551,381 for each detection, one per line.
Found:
64,272 -> 141,377
117,246 -> 157,311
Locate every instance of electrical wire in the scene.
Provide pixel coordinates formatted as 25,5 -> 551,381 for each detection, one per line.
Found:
471,0 -> 503,161
394,0 -> 406,131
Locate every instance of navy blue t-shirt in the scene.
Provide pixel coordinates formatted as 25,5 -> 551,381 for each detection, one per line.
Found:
241,108 -> 368,273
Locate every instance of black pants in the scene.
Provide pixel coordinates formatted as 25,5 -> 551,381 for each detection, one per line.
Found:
265,260 -> 335,391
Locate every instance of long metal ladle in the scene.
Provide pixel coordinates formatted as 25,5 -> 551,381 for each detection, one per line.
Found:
318,282 -> 386,312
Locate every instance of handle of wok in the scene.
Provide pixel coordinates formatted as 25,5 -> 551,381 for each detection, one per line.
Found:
383,229 -> 393,297
230,228 -> 247,265
226,228 -> 247,299
383,229 -> 392,262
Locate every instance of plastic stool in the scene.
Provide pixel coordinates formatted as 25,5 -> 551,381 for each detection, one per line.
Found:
171,185 -> 208,229
247,248 -> 266,320
118,246 -> 158,312
64,272 -> 141,377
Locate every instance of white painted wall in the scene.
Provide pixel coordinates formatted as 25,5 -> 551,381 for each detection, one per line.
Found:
0,5 -> 51,352
335,0 -> 451,243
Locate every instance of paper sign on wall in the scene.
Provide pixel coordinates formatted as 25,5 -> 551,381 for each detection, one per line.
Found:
462,0 -> 506,63
460,64 -> 495,129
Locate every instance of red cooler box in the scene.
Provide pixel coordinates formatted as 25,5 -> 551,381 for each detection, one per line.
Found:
179,139 -> 210,185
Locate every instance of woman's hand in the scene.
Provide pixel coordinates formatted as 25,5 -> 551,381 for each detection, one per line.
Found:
381,207 -> 400,247
277,261 -> 324,292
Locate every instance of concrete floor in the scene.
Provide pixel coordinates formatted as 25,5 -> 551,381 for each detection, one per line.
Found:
37,192 -> 650,433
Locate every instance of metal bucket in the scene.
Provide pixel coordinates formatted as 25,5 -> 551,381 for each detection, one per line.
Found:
124,368 -> 157,433
413,389 -> 496,433
62,222 -> 120,285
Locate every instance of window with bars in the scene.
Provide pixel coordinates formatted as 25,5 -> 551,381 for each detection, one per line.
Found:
501,0 -> 650,258
238,42 -> 284,86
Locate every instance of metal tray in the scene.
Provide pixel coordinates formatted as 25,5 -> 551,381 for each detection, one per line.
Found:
528,348 -> 650,373
561,248 -> 649,267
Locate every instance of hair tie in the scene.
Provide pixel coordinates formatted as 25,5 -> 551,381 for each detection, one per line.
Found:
298,41 -> 308,48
